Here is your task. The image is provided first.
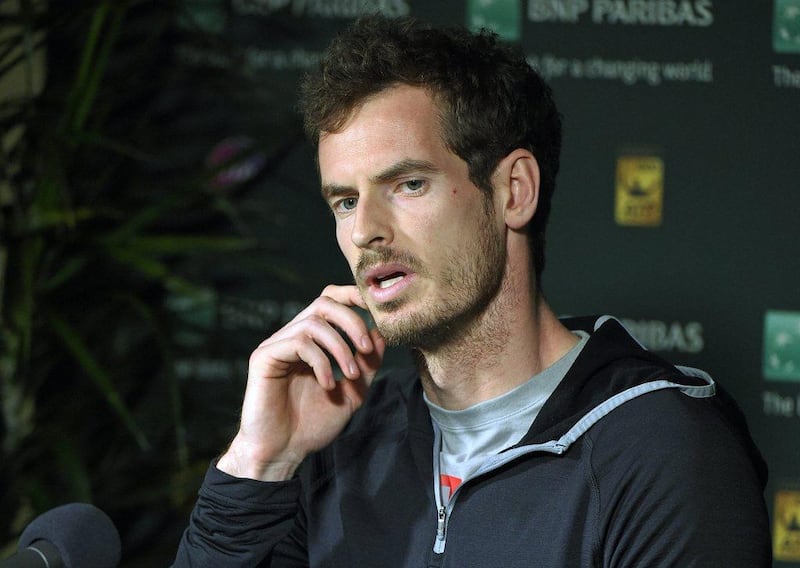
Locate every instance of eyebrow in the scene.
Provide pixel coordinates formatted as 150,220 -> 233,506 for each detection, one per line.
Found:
372,159 -> 439,184
321,159 -> 440,201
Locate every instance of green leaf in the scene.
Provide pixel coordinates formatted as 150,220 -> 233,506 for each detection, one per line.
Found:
71,131 -> 158,163
116,294 -> 188,469
25,205 -> 95,232
102,246 -> 202,295
71,5 -> 125,134
48,312 -> 150,450
52,436 -> 93,502
41,256 -> 90,291
128,235 -> 257,255
102,200 -> 183,244
60,2 -> 110,135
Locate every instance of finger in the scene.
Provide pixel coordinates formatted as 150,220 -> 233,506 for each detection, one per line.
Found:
253,316 -> 364,388
337,374 -> 371,413
291,339 -> 338,390
279,295 -> 373,355
288,316 -> 364,381
250,332 -> 345,389
352,326 -> 386,386
319,297 -> 374,354
321,284 -> 368,310
316,292 -> 374,354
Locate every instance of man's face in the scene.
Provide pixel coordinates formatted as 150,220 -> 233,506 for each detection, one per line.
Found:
318,85 -> 506,349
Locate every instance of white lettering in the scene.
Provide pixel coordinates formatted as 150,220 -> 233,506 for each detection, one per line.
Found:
621,319 -> 705,353
693,0 -> 713,25
175,358 -> 234,381
593,0 -> 713,26
684,322 -> 704,353
528,0 -> 590,22
763,391 -> 795,417
175,45 -> 234,69
773,65 -> 800,89
219,297 -> 303,331
244,47 -> 322,71
661,59 -> 713,82
584,57 -> 662,85
531,54 -> 715,86
233,0 -> 291,16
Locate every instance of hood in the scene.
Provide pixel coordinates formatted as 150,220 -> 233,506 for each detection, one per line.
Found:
520,315 -> 767,487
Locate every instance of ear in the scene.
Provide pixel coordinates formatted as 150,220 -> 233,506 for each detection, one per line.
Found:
493,149 -> 540,230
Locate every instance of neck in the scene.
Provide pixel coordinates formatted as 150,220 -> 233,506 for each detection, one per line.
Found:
417,273 -> 577,411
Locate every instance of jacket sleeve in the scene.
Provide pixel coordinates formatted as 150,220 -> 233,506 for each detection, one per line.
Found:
589,388 -> 771,568
173,461 -> 309,567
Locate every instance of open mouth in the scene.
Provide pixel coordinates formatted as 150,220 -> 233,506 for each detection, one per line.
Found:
376,272 -> 406,289
360,263 -> 416,302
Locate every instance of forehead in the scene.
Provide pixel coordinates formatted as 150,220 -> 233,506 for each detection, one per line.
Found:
317,85 -> 452,182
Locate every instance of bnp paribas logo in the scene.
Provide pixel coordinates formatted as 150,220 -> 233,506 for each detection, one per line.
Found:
763,310 -> 800,382
774,0 -> 800,53
466,0 -> 521,42
614,154 -> 664,227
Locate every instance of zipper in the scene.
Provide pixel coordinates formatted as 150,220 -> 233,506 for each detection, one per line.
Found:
432,425 -> 449,554
430,425 -> 573,556
434,506 -> 447,552
425,371 -> 711,556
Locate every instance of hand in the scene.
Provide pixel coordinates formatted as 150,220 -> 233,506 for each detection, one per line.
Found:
217,285 -> 385,481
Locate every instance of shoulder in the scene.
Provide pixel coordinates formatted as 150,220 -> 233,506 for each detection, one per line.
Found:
585,386 -> 763,485
583,387 -> 771,566
587,386 -> 761,472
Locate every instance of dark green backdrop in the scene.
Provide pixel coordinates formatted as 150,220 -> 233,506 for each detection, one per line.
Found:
164,0 -> 800,564
3,0 -> 798,565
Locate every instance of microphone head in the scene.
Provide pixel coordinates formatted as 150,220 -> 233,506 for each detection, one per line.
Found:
18,503 -> 121,568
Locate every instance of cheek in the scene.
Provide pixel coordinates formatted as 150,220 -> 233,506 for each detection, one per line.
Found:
395,208 -> 435,247
335,224 -> 357,264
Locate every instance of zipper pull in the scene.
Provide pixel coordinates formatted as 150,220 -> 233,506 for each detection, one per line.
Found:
436,506 -> 446,540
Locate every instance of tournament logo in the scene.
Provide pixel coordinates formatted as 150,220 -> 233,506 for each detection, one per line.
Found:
614,154 -> 664,226
774,0 -> 800,53
763,310 -> 800,382
467,0 -> 521,41
774,489 -> 800,561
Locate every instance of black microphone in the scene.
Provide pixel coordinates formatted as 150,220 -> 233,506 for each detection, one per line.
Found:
2,503 -> 121,568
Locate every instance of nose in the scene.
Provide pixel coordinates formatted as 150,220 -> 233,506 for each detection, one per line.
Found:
351,193 -> 393,249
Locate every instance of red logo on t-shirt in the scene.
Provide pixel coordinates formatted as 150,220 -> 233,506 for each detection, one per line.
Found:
440,474 -> 462,499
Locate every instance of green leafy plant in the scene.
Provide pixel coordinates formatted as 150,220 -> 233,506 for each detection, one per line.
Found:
0,1 -> 275,561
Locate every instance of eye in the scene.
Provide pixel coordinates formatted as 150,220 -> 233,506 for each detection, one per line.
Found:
401,179 -> 426,193
333,196 -> 358,213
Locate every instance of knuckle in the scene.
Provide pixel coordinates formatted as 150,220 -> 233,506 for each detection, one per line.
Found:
320,284 -> 339,298
248,344 -> 269,366
302,313 -> 328,331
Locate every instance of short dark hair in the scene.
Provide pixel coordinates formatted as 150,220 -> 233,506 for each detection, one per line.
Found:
299,15 -> 562,288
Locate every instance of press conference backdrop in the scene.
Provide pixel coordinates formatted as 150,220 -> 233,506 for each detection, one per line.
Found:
164,1 -> 800,563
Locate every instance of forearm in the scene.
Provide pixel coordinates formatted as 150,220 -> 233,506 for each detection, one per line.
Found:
173,461 -> 305,567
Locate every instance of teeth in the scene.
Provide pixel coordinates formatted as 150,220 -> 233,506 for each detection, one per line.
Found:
378,275 -> 404,289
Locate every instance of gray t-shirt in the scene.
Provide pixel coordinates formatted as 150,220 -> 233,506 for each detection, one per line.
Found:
425,331 -> 589,503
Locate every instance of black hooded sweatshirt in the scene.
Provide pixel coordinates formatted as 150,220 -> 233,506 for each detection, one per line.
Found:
175,316 -> 770,567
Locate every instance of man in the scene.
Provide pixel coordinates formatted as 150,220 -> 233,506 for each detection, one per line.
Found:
175,15 -> 770,567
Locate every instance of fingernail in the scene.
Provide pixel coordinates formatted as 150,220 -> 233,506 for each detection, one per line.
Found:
361,336 -> 371,350
349,362 -> 359,377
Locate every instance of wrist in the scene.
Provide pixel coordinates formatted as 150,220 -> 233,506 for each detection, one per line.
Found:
216,437 -> 303,481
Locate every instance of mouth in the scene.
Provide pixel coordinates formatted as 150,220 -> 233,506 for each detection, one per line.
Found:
361,263 -> 416,304
375,271 -> 406,289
